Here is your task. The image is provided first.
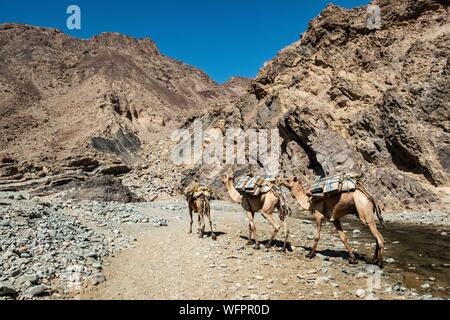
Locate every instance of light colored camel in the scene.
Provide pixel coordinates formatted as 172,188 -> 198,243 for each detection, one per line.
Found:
280,177 -> 385,267
187,194 -> 217,240
222,174 -> 289,252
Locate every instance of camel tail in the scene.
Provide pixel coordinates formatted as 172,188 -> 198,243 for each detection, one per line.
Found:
356,182 -> 385,228
202,197 -> 209,217
374,201 -> 386,228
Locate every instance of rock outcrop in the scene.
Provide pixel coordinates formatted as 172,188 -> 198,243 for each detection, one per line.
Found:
0,23 -> 246,180
187,0 -> 449,211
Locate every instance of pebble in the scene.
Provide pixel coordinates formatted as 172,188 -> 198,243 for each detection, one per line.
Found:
90,274 -> 106,286
23,285 -> 47,298
315,277 -> 330,284
0,199 -> 164,298
0,282 -> 18,297
385,258 -> 396,264
356,289 -> 366,298
421,284 -> 431,290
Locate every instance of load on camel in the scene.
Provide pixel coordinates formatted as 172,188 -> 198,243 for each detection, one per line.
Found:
280,173 -> 386,267
222,173 -> 291,252
184,181 -> 217,240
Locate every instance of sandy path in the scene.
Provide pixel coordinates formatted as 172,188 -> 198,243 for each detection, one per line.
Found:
78,206 -> 408,300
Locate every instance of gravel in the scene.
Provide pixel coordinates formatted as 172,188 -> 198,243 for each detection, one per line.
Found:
384,212 -> 450,227
0,196 -> 173,299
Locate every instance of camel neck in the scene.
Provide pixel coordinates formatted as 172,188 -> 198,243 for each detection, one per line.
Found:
291,182 -> 310,211
224,179 -> 243,203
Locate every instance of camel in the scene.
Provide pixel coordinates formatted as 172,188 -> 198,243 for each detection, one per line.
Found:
280,177 -> 385,267
186,188 -> 217,241
222,174 -> 289,252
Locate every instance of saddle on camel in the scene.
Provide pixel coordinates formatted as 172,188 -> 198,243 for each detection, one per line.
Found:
222,173 -> 291,251
184,181 -> 217,240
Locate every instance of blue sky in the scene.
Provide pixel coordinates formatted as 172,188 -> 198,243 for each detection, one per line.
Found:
0,0 -> 370,83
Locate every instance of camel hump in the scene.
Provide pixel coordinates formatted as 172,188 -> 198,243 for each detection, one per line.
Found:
235,175 -> 276,196
185,182 -> 214,200
310,172 -> 361,198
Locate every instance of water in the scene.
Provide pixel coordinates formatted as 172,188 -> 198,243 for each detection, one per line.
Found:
293,214 -> 450,298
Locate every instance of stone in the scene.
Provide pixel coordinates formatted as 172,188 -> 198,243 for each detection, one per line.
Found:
90,274 -> 106,286
15,274 -> 39,287
23,285 -> 47,298
0,282 -> 18,297
356,289 -> 366,298
385,258 -> 395,264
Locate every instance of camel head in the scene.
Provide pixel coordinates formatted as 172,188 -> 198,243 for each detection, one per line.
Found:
278,176 -> 310,211
222,172 -> 234,184
278,176 -> 300,190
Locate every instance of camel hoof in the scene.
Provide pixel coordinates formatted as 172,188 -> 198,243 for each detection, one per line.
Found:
265,244 -> 272,249
349,257 -> 359,265
306,253 -> 316,259
212,234 -> 217,241
254,244 -> 261,250
246,240 -> 253,246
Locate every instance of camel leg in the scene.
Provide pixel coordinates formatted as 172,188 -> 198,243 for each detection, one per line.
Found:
188,206 -> 193,234
333,219 -> 358,264
206,203 -> 217,241
260,211 -> 281,249
354,192 -> 385,267
280,213 -> 289,253
199,213 -> 205,238
247,222 -> 253,245
367,221 -> 385,268
307,211 -> 324,259
245,211 -> 259,250
197,212 -> 201,235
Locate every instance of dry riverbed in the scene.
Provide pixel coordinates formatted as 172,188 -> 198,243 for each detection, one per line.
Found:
1,195 -> 448,300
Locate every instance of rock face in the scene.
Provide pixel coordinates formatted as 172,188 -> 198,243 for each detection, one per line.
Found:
63,176 -> 142,203
0,23 -> 245,179
189,0 -> 449,211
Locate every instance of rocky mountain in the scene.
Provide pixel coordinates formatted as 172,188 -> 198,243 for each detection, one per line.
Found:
0,23 -> 247,197
185,0 -> 449,211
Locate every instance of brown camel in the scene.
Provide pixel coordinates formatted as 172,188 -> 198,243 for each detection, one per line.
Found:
280,177 -> 385,267
222,174 -> 289,252
186,192 -> 217,241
